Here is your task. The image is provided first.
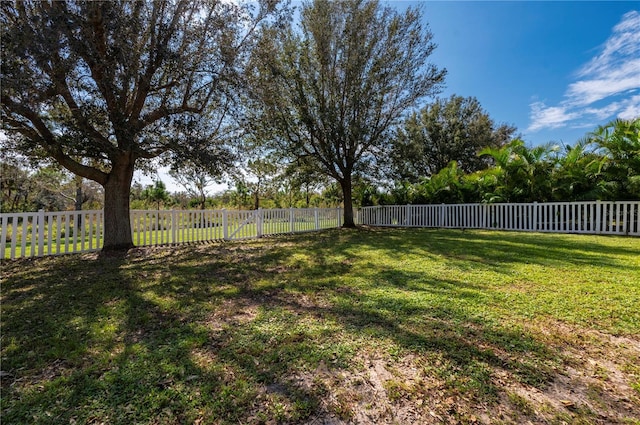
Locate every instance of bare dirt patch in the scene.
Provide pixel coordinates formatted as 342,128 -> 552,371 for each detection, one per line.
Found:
282,352 -> 484,425
206,298 -> 260,332
261,320 -> 640,425
500,319 -> 640,424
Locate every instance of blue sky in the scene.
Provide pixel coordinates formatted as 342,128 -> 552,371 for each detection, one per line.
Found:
404,1 -> 640,147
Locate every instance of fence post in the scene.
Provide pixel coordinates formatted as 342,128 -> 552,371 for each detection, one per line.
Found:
337,207 -> 342,227
481,204 -> 487,229
222,209 -> 229,240
37,209 -> 45,257
440,204 -> 445,227
595,200 -> 602,234
314,208 -> 319,230
171,210 -> 177,244
289,208 -> 295,233
405,204 -> 411,227
257,208 -> 263,238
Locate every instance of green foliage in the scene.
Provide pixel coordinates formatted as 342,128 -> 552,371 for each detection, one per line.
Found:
141,181 -> 172,210
168,160 -> 222,210
477,139 -> 559,202
386,118 -> 640,204
391,95 -> 516,181
590,118 -> 640,199
1,160 -> 102,212
552,139 -> 603,201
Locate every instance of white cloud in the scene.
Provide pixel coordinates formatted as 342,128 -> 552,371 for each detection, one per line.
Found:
528,102 -> 580,132
566,73 -> 640,107
528,10 -> 640,132
583,102 -> 623,120
578,11 -> 640,78
618,94 -> 640,120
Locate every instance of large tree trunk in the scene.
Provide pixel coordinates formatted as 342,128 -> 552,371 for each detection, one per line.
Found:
102,154 -> 135,251
339,177 -> 356,228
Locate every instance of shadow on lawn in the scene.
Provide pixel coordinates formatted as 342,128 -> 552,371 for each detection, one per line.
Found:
331,226 -> 640,276
1,252 -> 324,424
1,227 -> 635,424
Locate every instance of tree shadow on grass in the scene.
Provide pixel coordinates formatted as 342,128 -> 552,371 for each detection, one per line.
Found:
261,265 -> 559,397
2,228 -> 636,423
363,227 -> 640,272
1,251 -> 327,424
163,240 -> 561,400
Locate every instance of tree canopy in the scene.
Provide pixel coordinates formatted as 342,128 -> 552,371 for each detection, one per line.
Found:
248,0 -> 446,226
390,95 -> 516,182
1,0 -> 279,250
362,118 -> 639,206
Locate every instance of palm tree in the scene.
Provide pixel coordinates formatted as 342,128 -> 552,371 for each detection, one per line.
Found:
589,118 -> 640,200
479,140 -> 557,202
142,181 -> 171,211
552,139 -> 601,201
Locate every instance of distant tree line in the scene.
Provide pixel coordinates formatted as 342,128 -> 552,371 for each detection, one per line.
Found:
3,116 -> 638,214
1,159 -> 102,213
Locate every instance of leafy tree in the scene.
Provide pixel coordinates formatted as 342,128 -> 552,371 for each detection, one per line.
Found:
590,118 -> 640,199
0,159 -> 102,212
551,140 -> 602,201
169,161 -> 221,210
231,180 -> 251,210
1,0 -> 279,250
391,95 -> 516,181
412,162 -> 466,204
249,0 -> 445,226
242,158 -> 279,210
142,180 -> 171,211
277,156 -> 329,208
0,160 -> 34,212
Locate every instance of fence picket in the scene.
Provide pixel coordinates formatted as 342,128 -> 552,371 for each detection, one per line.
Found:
10,216 -> 18,259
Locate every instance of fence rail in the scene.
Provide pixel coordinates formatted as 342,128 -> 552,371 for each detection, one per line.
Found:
358,201 -> 640,236
0,207 -> 342,259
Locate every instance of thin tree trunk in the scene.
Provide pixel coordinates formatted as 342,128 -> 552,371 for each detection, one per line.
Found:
340,177 -> 356,228
102,154 -> 135,251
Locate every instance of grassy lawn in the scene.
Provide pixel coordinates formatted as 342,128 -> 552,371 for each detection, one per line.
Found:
1,228 -> 639,424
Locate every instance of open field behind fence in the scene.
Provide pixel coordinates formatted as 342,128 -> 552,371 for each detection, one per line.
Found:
1,208 -> 342,259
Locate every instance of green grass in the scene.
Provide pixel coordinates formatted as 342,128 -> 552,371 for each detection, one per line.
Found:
1,228 -> 639,424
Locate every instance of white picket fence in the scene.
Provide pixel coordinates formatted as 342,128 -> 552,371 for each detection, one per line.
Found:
3,201 -> 638,259
358,201 -> 640,236
0,207 -> 342,259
